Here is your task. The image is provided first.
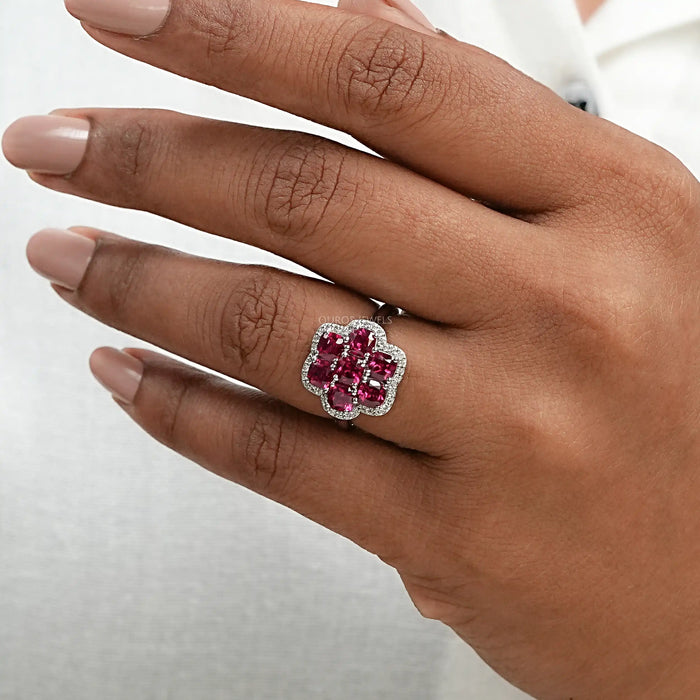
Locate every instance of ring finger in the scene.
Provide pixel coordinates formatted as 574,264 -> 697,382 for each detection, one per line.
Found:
30,226 -> 449,452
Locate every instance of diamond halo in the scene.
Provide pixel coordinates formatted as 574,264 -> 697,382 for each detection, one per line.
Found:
301,318 -> 407,421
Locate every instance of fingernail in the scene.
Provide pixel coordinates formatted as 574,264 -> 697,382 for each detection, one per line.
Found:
26,228 -> 96,291
65,0 -> 171,36
2,115 -> 89,175
338,0 -> 437,36
89,347 -> 144,404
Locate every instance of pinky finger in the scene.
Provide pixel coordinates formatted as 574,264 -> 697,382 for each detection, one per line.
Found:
89,346 -> 434,565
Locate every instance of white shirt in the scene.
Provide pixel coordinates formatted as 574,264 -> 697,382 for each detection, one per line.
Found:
1,2 -> 698,699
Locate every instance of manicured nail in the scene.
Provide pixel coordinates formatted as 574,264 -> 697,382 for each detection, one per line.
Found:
26,228 -> 96,291
337,0 -> 437,36
2,115 -> 89,175
89,347 -> 144,404
65,0 -> 171,36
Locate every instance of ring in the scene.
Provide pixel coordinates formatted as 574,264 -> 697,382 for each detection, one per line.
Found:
301,306 -> 407,422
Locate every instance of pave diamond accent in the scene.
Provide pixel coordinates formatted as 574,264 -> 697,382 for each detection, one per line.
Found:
301,319 -> 407,421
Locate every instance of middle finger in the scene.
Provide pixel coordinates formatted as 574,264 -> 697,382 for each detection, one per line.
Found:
12,108 -> 536,325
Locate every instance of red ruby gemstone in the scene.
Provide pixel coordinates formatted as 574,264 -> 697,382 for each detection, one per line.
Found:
348,327 -> 376,355
328,384 -> 355,412
307,359 -> 334,390
357,381 -> 386,409
336,357 -> 364,385
317,332 -> 345,359
367,352 -> 397,381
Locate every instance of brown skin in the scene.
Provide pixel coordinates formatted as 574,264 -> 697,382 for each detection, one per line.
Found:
12,0 -> 700,697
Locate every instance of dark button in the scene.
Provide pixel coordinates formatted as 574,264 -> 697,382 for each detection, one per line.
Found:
561,80 -> 599,116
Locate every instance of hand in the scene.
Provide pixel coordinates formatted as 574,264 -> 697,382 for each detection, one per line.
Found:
4,0 -> 700,697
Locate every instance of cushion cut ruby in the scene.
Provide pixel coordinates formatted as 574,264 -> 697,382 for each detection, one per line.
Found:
335,357 -> 364,385
317,332 -> 344,359
367,352 -> 397,381
328,384 -> 355,412
307,359 -> 334,390
348,327 -> 376,355
357,381 -> 386,409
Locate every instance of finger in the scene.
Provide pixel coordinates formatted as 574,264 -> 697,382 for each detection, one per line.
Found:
31,227 -> 447,452
340,0 -> 457,42
7,109 -> 531,324
90,346 -> 436,567
337,0 -> 437,37
63,0 -> 604,213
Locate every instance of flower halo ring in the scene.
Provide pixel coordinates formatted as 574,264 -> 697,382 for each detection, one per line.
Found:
301,317 -> 407,422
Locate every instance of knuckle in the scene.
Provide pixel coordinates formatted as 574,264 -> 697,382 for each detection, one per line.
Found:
524,267 -> 652,370
113,117 -> 161,193
251,135 -> 360,248
157,373 -> 202,450
597,143 -> 700,248
526,280 -> 600,343
241,401 -> 298,499
103,243 -> 155,319
217,268 -> 300,377
635,158 -> 697,226
191,0 -> 256,63
647,160 -> 700,242
335,24 -> 433,123
543,281 -> 617,343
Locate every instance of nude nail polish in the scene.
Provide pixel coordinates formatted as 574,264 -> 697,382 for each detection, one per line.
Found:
89,347 -> 144,404
337,0 -> 437,35
65,0 -> 171,36
26,228 -> 96,291
2,115 -> 89,175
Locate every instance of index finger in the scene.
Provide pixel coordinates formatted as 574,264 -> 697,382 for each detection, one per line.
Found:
64,0 -> 607,213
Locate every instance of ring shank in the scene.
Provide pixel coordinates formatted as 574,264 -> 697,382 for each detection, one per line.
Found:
371,303 -> 402,325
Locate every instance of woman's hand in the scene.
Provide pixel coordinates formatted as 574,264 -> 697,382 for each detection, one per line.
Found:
4,0 -> 700,697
